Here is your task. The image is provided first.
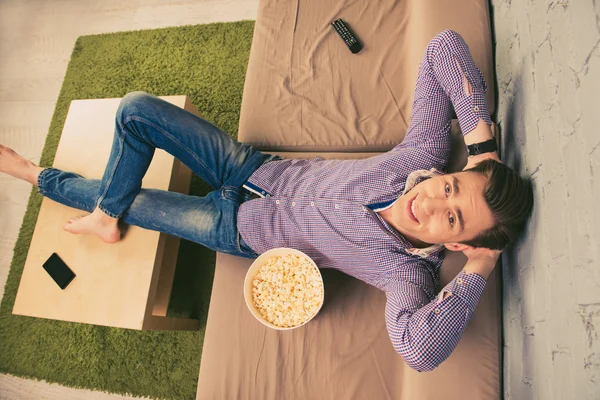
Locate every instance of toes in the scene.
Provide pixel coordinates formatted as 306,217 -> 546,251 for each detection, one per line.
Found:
66,215 -> 85,226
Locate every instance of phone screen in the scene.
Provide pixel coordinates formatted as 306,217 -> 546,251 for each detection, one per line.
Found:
43,253 -> 76,290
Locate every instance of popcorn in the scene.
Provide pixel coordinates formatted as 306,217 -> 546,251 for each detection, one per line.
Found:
251,253 -> 324,328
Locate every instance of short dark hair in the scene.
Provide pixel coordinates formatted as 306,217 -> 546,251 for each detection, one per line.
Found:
461,159 -> 533,250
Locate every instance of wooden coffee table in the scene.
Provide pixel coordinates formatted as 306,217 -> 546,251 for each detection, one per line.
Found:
13,96 -> 199,331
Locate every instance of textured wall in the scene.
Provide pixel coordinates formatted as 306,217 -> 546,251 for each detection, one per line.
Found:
490,1 -> 600,399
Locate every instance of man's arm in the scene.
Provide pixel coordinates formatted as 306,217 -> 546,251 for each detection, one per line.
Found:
383,256 -> 496,371
399,30 -> 495,168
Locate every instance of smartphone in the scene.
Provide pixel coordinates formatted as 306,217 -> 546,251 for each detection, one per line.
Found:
43,253 -> 76,290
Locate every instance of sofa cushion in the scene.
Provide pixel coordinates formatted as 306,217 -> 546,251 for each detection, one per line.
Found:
238,0 -> 495,151
197,232 -> 500,400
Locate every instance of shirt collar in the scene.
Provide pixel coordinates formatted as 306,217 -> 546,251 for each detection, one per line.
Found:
399,168 -> 445,258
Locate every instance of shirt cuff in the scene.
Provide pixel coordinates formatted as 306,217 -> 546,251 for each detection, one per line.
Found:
437,270 -> 487,313
453,92 -> 492,135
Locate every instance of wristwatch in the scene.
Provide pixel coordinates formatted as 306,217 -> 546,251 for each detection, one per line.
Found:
467,139 -> 497,157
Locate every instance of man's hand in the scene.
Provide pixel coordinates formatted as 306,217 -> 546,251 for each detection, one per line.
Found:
463,152 -> 501,171
463,246 -> 501,264
461,246 -> 502,280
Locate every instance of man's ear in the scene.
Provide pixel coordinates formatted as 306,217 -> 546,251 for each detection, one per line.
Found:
444,242 -> 474,252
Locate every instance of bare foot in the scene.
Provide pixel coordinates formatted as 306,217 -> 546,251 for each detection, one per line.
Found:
0,144 -> 43,185
63,208 -> 121,244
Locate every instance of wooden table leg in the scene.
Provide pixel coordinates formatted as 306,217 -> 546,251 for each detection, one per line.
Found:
143,315 -> 200,330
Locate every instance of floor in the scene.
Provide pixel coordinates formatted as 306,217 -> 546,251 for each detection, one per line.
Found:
491,1 -> 600,399
0,1 -> 258,399
3,1 -> 600,400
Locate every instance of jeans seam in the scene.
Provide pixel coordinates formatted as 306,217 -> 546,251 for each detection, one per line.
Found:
96,120 -> 126,213
126,115 -> 221,188
46,188 -> 88,210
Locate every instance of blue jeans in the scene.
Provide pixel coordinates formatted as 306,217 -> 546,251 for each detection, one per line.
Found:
37,91 -> 275,258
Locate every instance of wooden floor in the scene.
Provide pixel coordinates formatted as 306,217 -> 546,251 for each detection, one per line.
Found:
0,1 -> 258,398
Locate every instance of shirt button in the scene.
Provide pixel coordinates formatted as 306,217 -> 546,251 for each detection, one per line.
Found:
275,200 -> 280,204
434,309 -> 441,315
261,191 -> 265,195
473,106 -> 480,112
266,194 -> 271,198
335,204 -> 340,209
292,201 -> 296,206
310,201 -> 315,206
457,278 -> 464,285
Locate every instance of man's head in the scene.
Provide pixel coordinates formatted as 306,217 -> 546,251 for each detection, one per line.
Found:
389,159 -> 533,251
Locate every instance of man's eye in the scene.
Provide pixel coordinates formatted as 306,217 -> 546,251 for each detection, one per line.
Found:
445,183 -> 451,196
449,213 -> 455,227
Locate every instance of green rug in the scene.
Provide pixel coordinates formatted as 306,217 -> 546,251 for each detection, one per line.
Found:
0,21 -> 255,400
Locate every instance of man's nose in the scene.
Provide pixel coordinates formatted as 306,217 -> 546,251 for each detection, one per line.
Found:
422,197 -> 444,216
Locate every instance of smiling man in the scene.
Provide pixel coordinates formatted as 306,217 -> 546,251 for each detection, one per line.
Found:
381,170 -> 495,249
0,30 -> 532,371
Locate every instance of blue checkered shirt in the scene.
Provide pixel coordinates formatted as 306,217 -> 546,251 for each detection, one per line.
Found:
237,30 -> 493,371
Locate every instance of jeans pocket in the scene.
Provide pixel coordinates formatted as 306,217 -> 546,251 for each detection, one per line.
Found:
221,186 -> 243,203
237,231 -> 258,257
236,230 -> 244,252
265,154 -> 283,163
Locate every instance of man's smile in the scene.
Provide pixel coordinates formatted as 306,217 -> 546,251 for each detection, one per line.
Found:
407,194 -> 419,223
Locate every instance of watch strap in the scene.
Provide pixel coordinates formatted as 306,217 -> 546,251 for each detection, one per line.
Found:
467,139 -> 497,157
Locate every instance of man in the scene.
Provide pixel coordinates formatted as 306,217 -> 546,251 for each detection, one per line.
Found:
0,30 -> 532,371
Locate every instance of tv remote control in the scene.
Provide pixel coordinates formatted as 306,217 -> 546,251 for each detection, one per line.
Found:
331,18 -> 363,54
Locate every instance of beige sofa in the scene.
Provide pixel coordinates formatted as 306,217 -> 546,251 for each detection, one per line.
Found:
197,0 -> 500,398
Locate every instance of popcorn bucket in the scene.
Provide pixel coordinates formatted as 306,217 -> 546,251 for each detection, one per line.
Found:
243,248 -> 325,331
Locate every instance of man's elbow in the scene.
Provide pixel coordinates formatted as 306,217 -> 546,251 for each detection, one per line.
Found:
401,353 -> 440,372
393,341 -> 442,372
